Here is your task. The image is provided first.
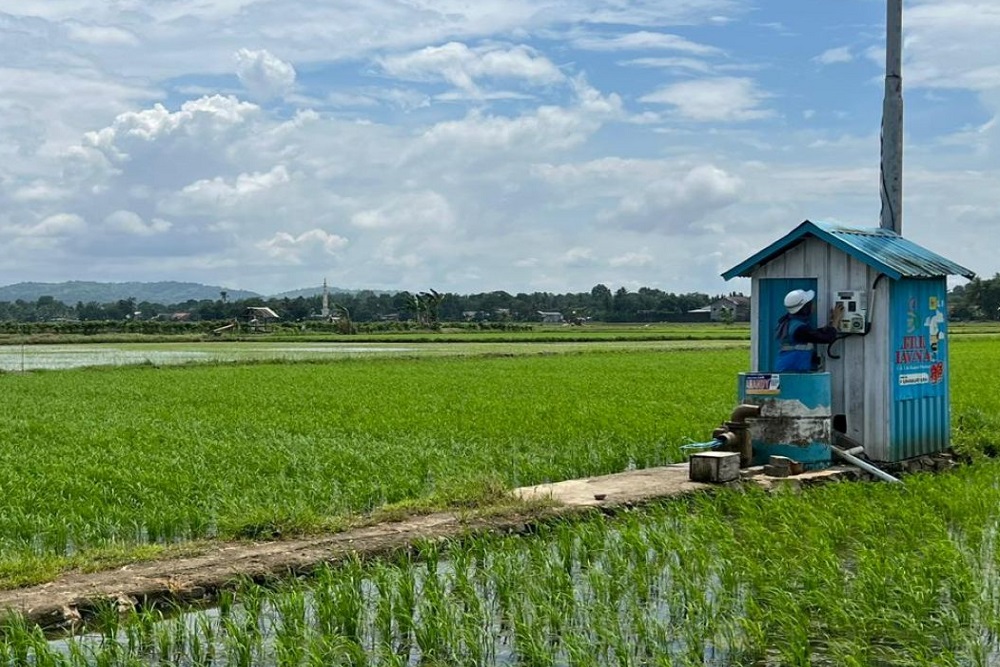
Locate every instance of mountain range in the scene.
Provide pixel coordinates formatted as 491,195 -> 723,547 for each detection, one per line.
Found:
0,281 -> 261,304
0,281 -> 372,304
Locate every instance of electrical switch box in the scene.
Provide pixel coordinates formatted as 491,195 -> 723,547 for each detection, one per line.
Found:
834,290 -> 868,334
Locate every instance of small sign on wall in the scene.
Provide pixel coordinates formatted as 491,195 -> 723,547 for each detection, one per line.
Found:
744,373 -> 781,395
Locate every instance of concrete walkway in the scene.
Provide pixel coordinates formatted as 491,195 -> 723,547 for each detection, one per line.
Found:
0,463 -> 853,631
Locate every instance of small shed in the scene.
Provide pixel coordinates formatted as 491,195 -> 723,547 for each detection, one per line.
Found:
709,295 -> 750,322
538,311 -> 564,324
722,220 -> 974,463
244,306 -> 280,333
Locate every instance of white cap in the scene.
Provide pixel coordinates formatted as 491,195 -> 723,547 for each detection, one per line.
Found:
783,289 -> 815,314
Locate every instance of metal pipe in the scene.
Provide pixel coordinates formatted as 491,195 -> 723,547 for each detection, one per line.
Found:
729,404 -> 762,423
832,446 -> 902,484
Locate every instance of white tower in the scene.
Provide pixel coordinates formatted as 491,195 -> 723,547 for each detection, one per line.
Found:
321,278 -> 330,319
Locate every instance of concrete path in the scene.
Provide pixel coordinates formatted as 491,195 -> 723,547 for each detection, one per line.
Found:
0,463 -> 853,631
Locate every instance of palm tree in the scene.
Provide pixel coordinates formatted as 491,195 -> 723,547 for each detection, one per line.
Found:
418,289 -> 444,329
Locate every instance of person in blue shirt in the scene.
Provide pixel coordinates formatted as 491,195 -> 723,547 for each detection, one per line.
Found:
775,289 -> 843,372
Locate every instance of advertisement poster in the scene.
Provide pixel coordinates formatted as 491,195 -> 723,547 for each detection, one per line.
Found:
744,373 -> 781,396
892,283 -> 946,401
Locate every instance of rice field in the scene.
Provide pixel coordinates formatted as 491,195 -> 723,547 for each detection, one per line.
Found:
13,462 -> 1000,666
2,333 -> 1000,663
0,347 -> 742,586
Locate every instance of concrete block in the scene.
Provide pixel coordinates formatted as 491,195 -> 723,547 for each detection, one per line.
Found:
767,455 -> 804,476
689,451 -> 740,483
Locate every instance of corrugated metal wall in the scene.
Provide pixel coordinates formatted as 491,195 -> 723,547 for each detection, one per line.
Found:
888,278 -> 951,460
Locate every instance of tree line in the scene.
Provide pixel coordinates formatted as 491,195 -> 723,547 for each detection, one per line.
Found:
0,285 -> 718,325
951,274 -> 1000,320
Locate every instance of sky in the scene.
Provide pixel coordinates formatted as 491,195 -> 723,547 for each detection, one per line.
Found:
1,1 -> 997,296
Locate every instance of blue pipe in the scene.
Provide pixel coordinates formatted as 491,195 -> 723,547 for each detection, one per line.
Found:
680,438 -> 725,452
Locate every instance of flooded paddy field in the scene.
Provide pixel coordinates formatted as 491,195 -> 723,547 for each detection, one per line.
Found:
0,338 -> 998,664
0,339 -> 746,371
26,463 -> 1000,666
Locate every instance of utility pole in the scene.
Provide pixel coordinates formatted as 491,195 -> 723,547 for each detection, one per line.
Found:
880,0 -> 903,235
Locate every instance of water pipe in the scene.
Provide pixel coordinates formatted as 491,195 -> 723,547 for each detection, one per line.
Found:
729,404 -> 762,423
680,439 -> 725,453
831,446 -> 902,484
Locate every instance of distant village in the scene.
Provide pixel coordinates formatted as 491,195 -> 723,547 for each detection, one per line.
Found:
0,282 -> 752,327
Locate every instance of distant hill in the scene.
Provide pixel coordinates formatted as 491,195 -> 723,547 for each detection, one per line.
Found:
0,281 -> 260,305
269,285 -> 361,299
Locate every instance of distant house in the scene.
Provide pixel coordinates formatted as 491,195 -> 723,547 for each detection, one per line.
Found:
245,306 -> 279,332
686,306 -> 712,322
537,311 -> 564,324
169,312 -> 192,322
709,296 -> 750,322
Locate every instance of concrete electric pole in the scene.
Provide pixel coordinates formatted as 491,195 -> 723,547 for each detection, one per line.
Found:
880,0 -> 903,235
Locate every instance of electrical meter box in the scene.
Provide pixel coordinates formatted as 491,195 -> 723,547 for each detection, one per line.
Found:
834,290 -> 868,334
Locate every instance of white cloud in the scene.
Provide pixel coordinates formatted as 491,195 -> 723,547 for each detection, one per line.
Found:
235,49 -> 296,100
65,23 -> 139,46
257,229 -> 349,264
571,31 -> 721,56
620,57 -> 715,73
560,246 -> 597,267
0,0 -> 994,295
4,213 -> 87,238
640,77 -> 772,122
611,165 -> 744,232
104,210 -> 171,236
351,191 -> 456,231
178,166 -> 292,209
609,251 -> 653,268
379,42 -> 564,95
82,95 -> 260,162
814,46 -> 853,66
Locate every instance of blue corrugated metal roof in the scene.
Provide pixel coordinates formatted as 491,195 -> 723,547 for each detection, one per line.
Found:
721,220 -> 975,281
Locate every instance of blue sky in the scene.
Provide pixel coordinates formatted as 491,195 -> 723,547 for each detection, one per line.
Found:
0,1 -> 996,296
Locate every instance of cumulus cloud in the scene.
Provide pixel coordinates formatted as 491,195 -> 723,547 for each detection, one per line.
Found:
0,1 -> 993,294
177,166 -> 292,209
351,191 -> 456,231
235,49 -> 296,100
640,77 -> 772,122
257,229 -> 348,263
379,42 -> 564,94
82,95 -> 260,163
104,210 -> 172,236
610,165 -> 743,232
2,213 -> 87,239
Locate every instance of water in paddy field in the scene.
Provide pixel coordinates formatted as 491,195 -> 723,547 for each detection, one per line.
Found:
0,344 -> 415,370
36,519 -> 1000,667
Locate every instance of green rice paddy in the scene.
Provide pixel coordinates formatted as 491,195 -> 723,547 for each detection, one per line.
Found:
18,464 -> 1000,665
2,329 -> 1000,664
